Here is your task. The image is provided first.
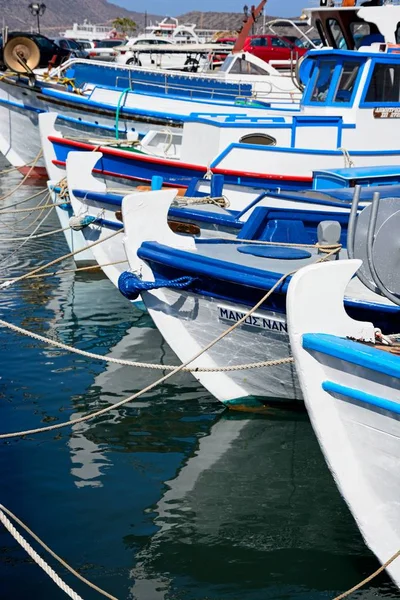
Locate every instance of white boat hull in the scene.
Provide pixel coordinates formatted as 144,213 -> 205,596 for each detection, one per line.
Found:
143,287 -> 301,408
288,260 -> 400,588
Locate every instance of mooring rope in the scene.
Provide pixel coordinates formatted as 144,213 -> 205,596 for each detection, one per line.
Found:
0,504 -> 117,600
0,316 -> 294,372
0,149 -> 43,203
0,260 -> 128,281
0,508 -> 84,600
0,150 -> 44,178
0,224 -> 71,242
0,187 -> 47,212
0,269 -> 297,439
0,204 -> 56,270
0,191 -> 52,231
332,549 -> 400,600
0,201 -> 69,215
0,227 -> 124,289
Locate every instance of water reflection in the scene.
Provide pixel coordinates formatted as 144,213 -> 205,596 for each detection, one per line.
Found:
0,167 -> 398,600
128,410 -> 396,600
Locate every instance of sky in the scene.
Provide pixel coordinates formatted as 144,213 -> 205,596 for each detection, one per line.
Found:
111,0 -> 307,18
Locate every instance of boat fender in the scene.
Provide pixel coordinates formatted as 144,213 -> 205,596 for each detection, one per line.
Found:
118,271 -> 197,301
69,215 -> 98,230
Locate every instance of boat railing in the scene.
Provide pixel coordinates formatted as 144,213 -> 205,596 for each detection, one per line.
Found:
52,58 -> 300,102
265,18 -> 320,48
113,73 -> 298,102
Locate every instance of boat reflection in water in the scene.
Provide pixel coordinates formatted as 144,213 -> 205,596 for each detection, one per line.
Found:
128,409 -> 397,600
37,254 -> 397,599
44,269 -> 207,489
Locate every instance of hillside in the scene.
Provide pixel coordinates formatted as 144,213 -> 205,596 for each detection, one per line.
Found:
0,0 -> 301,37
0,0 -> 159,33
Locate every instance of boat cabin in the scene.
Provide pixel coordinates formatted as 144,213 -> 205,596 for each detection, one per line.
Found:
305,3 -> 400,49
301,45 -> 400,110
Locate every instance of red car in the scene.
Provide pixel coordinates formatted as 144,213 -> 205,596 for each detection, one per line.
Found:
243,34 -> 308,65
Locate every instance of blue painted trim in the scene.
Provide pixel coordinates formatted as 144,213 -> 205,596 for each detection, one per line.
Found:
322,380 -> 400,415
359,57 -> 400,107
313,165 -> 400,179
93,217 -> 123,231
40,87 -> 190,123
210,142 -> 400,168
0,97 -> 43,114
303,333 -> 400,378
138,241 -> 292,292
72,188 -> 240,227
73,189 -> 123,207
57,113 -> 132,135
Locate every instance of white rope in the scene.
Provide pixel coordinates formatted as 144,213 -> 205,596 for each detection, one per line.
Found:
0,188 -> 47,212
0,227 -> 124,289
0,225 -> 70,242
0,316 -> 293,372
0,149 -> 43,203
0,504 -> 118,600
0,205 -> 56,271
338,147 -> 355,168
0,508 -> 84,600
0,248 -> 340,439
0,201 -> 69,214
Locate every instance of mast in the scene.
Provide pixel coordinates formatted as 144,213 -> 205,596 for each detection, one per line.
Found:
232,0 -> 267,53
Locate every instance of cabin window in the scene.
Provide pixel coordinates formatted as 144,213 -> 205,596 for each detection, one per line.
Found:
364,63 -> 400,103
239,133 -> 276,146
333,60 -> 361,103
350,22 -> 370,48
310,60 -> 336,102
327,19 -> 348,49
228,58 -> 270,75
315,20 -> 328,47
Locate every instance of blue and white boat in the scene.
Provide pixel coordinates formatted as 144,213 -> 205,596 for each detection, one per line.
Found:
0,49 -> 299,177
287,257 -> 400,589
3,2 -> 400,176
116,184 -> 400,410
50,146 -> 400,268
42,42 -> 400,190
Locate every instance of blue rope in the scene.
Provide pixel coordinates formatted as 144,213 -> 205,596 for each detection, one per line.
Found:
118,271 -> 197,301
115,88 -> 131,141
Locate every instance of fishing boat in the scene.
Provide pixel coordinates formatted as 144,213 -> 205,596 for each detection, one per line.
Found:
43,43 -> 400,190
287,257 -> 400,588
3,1 -> 400,176
117,185 -> 400,410
0,1 -> 297,176
49,140 -> 400,269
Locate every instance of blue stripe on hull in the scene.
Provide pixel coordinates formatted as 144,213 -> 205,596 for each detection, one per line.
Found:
302,333 -> 400,379
322,380 -> 400,416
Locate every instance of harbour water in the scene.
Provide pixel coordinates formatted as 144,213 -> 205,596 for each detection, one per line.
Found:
0,164 -> 397,599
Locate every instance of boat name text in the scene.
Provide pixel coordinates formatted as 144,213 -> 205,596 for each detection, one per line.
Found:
218,306 -> 287,332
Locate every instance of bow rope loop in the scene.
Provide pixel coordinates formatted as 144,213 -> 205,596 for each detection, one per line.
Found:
118,271 -> 197,301
69,215 -> 98,231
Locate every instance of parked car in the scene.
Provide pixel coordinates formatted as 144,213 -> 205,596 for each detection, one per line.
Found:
293,37 -> 322,49
0,31 -> 72,70
212,36 -> 236,68
52,37 -> 88,59
243,34 -> 308,65
87,39 -> 125,61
